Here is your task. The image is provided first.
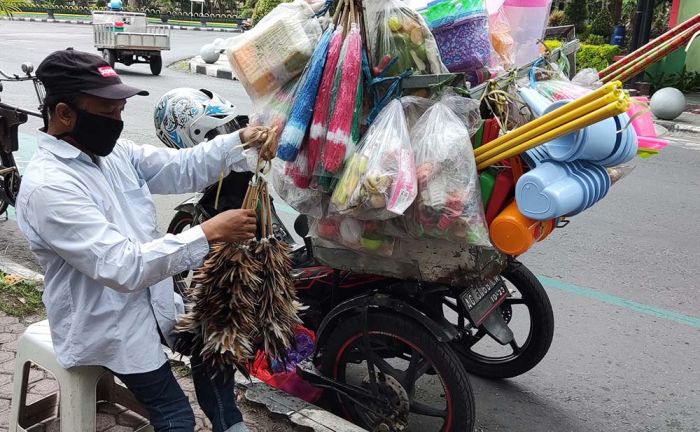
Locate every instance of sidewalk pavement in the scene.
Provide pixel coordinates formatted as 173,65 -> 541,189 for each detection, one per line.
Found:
0,15 -> 243,33
0,260 -> 366,432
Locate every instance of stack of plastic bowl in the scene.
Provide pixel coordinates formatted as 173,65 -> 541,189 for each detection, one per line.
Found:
518,87 -> 638,167
515,160 -> 612,220
420,0 -> 492,72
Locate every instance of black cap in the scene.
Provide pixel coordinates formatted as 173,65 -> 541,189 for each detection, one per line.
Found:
36,48 -> 149,99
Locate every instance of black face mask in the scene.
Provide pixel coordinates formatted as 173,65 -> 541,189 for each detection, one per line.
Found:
57,106 -> 124,157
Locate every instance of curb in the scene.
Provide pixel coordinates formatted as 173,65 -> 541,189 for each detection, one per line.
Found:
654,118 -> 700,137
189,57 -> 237,80
0,256 -> 44,284
0,257 -> 365,432
1,16 -> 243,33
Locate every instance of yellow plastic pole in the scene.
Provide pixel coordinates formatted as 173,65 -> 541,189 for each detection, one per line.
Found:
474,81 -> 623,158
476,99 -> 629,170
475,90 -> 624,164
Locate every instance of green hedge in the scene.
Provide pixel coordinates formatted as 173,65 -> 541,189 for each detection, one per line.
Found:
545,39 -> 620,72
16,4 -> 244,23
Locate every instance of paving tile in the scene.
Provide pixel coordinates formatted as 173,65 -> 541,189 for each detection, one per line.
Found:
289,412 -> 335,432
28,379 -> 58,396
0,318 -> 19,325
25,423 -> 45,432
4,324 -> 27,335
0,361 -> 15,375
0,398 -> 10,412
0,373 -> 12,387
44,418 -> 59,432
1,341 -> 17,353
97,401 -> 128,415
27,368 -> 45,384
0,409 -> 8,429
0,353 -> 14,363
116,410 -> 149,428
0,335 -> 17,345
96,412 -> 117,430
104,426 -> 135,432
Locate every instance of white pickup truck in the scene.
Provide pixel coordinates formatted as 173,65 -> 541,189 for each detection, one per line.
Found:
92,11 -> 171,75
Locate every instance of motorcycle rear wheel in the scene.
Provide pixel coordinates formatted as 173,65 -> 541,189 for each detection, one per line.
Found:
448,262 -> 554,379
321,313 -> 475,432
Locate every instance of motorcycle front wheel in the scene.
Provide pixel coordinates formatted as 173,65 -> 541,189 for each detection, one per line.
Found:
446,262 -> 555,379
167,210 -> 195,301
321,313 -> 475,432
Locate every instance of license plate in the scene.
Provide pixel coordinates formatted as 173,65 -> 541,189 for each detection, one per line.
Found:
459,278 -> 509,326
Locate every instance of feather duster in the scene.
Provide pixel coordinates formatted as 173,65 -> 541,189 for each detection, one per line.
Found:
322,23 -> 362,174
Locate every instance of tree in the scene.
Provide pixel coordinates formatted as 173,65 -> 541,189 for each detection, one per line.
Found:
251,0 -> 287,25
564,0 -> 589,36
590,6 -> 614,38
0,0 -> 22,17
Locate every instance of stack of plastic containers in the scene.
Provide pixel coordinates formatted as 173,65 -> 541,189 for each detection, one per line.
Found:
419,0 -> 492,73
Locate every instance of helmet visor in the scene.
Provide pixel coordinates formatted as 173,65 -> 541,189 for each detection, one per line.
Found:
205,119 -> 241,141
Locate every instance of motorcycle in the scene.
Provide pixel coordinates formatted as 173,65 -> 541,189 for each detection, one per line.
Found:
168,156 -> 555,432
0,64 -> 45,216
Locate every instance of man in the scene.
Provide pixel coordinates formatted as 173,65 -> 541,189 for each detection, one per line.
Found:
16,48 -> 261,432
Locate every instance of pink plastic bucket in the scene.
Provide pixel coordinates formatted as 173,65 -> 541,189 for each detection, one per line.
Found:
626,96 -> 657,137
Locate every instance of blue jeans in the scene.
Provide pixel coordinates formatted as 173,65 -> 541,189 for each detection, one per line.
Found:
111,354 -> 244,432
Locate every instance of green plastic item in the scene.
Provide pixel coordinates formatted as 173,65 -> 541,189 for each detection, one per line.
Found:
479,170 -> 496,207
419,0 -> 484,25
473,120 -> 484,149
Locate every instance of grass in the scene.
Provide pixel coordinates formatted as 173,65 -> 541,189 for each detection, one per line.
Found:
0,270 -> 45,319
169,359 -> 192,378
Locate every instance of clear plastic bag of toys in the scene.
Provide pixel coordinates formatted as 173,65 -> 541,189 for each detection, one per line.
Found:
227,0 -> 322,102
311,215 -> 396,257
409,101 -> 490,246
367,0 -> 447,76
270,159 -> 324,219
330,99 -> 417,220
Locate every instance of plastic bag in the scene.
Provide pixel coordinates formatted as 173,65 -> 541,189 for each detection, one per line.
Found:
367,0 -> 446,76
277,26 -> 336,162
270,159 -> 324,218
572,68 -> 604,89
488,4 -> 514,70
227,0 -> 322,102
409,102 -> 490,245
312,215 -> 396,257
249,326 -> 322,404
420,0 -> 492,73
330,99 -> 417,220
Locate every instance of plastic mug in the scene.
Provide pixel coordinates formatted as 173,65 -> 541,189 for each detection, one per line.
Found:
490,201 -> 555,255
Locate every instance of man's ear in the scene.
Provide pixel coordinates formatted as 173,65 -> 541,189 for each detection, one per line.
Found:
54,103 -> 76,129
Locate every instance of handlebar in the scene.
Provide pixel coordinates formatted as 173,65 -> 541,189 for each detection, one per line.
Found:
0,102 -> 43,119
0,63 -> 46,115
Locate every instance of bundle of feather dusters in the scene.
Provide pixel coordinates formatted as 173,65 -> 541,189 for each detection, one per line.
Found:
173,128 -> 303,378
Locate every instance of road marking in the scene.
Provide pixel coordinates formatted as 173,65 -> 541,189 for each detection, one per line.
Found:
538,275 -> 700,330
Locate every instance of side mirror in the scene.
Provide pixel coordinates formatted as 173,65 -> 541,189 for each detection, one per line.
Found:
294,214 -> 309,238
21,63 -> 34,74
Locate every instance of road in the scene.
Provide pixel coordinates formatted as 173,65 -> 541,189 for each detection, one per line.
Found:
2,21 -> 700,432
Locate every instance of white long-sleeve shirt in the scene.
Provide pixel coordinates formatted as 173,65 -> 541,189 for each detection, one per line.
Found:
16,131 -> 248,374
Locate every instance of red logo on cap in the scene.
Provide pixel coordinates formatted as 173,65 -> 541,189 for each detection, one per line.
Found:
98,66 -> 118,78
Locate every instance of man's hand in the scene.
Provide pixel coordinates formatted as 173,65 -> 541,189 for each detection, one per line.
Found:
239,126 -> 270,148
201,209 -> 257,243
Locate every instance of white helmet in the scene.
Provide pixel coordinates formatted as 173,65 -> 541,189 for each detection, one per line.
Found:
154,88 -> 240,149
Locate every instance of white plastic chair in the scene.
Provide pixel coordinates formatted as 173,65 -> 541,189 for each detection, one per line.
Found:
8,320 -> 153,432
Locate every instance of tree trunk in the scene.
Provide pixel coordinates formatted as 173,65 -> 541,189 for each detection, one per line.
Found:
610,0 -> 622,24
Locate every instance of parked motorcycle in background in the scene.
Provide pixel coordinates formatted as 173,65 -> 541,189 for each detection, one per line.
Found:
159,88 -> 555,432
0,64 -> 45,216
